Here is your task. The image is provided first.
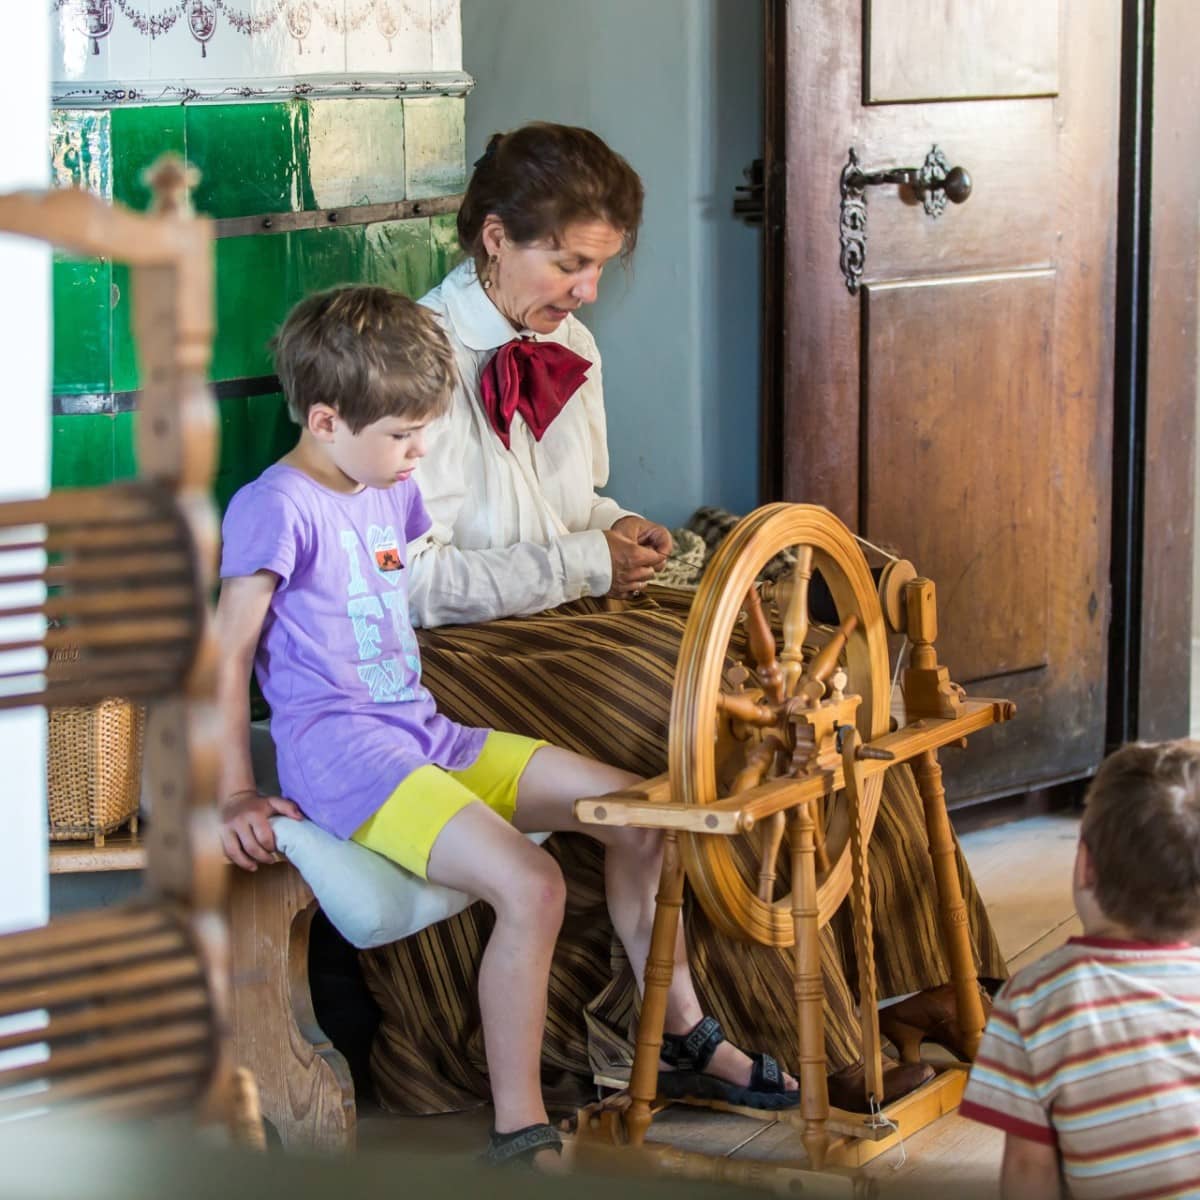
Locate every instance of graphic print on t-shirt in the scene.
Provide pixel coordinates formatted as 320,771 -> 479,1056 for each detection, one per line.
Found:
369,523 -> 404,575
338,526 -> 426,704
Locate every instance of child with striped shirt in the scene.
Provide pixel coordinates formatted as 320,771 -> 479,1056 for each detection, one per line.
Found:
961,740 -> 1200,1199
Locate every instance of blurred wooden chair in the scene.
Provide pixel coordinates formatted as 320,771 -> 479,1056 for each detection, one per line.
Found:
0,159 -> 252,1138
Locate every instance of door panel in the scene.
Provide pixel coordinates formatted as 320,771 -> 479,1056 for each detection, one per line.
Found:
863,271 -> 1054,684
766,0 -> 1120,802
865,0 -> 1059,102
858,101 -> 1057,278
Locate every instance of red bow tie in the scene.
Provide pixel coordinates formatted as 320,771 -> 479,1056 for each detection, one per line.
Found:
479,337 -> 591,450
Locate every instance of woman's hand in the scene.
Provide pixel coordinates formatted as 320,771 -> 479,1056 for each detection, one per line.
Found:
611,515 -> 673,560
219,789 -> 303,871
604,519 -> 670,598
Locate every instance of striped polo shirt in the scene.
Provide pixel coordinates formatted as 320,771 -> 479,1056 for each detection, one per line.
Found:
961,937 -> 1200,1198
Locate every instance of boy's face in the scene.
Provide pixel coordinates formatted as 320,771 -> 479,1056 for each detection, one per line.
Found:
328,412 -> 430,490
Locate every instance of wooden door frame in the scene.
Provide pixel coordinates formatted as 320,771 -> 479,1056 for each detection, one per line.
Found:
759,0 -> 1200,756
1108,0 -> 1200,747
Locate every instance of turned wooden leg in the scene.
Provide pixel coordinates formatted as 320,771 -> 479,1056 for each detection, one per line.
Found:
790,804 -> 829,1169
227,860 -> 356,1152
627,830 -> 687,1148
914,748 -> 985,1060
843,734 -> 883,1106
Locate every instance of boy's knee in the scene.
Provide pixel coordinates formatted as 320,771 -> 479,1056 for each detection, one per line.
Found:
500,851 -> 566,926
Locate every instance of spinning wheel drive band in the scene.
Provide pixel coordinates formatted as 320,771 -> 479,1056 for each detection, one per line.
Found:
671,504 -> 891,946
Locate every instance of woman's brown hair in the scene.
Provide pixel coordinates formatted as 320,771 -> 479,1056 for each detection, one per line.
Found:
457,122 -> 644,270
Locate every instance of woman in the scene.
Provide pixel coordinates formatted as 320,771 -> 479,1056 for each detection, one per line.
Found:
358,123 -> 1004,1117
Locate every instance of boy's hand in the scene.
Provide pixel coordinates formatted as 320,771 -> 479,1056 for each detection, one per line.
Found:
220,789 -> 303,871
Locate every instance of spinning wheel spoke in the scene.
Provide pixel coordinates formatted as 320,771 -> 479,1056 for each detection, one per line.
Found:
673,504 -> 890,948
779,544 -> 814,697
741,585 -> 784,704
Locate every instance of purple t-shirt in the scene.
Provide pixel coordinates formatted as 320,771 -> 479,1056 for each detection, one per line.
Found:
220,463 -> 488,838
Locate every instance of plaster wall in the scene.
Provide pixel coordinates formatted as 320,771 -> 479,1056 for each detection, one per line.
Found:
461,0 -> 764,529
1,9 -> 50,935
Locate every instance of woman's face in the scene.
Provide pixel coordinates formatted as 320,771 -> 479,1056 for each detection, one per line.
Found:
482,216 -> 625,335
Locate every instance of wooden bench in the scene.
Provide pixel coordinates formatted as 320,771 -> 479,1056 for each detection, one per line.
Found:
50,828 -> 357,1151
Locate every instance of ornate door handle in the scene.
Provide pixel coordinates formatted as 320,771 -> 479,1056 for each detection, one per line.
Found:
838,145 -> 972,294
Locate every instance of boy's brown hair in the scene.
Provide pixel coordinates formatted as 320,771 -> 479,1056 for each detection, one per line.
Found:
1082,739 -> 1200,940
273,286 -> 456,433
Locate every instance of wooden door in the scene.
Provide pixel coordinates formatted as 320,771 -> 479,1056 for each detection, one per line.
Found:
763,0 -> 1121,802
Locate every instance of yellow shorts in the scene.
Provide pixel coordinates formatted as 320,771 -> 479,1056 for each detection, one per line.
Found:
350,731 -> 547,879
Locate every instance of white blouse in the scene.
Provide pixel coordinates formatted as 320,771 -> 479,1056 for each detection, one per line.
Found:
407,261 -> 634,627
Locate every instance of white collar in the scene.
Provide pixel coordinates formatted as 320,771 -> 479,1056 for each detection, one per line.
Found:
442,260 -> 534,352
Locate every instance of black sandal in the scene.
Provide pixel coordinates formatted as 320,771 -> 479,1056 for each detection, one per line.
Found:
658,1016 -> 798,1111
481,1122 -> 563,1167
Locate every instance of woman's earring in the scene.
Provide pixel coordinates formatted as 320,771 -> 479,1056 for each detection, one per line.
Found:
482,254 -> 498,291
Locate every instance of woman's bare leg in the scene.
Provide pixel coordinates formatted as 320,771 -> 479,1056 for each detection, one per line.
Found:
513,745 -> 797,1093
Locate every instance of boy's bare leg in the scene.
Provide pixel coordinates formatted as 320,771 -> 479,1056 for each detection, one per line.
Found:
425,801 -> 567,1135
513,745 -> 798,1094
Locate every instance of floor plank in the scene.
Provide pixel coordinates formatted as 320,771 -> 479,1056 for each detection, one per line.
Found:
957,815 -> 1079,961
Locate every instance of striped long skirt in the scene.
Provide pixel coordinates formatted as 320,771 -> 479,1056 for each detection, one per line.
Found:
359,588 -> 1007,1113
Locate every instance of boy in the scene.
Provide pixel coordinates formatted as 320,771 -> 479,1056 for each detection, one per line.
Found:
214,286 -> 796,1166
961,740 -> 1200,1198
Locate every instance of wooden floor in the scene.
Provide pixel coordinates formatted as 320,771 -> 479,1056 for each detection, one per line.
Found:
359,813 -> 1083,1194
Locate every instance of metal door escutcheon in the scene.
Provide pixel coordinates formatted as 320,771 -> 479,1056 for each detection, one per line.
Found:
838,145 -> 972,294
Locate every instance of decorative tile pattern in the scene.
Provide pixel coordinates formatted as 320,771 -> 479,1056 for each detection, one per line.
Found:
51,0 -> 468,104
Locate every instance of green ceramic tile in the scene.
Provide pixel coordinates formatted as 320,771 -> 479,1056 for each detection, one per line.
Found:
49,109 -> 111,196
52,255 -> 111,395
113,411 -> 137,480
51,415 -> 114,488
364,218 -> 433,298
188,102 -> 313,219
111,105 -> 187,212
212,233 -> 292,381
307,99 -> 405,209
402,98 -> 466,199
287,224 -> 366,304
216,394 -> 250,495
246,392 -> 297,477
109,262 -> 139,394
430,212 -> 465,283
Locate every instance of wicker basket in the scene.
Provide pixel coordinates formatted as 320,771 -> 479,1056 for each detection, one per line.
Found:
47,699 -> 145,846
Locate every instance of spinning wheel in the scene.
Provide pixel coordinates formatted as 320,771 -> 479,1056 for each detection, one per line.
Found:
673,503 -> 890,944
575,503 -> 1016,1180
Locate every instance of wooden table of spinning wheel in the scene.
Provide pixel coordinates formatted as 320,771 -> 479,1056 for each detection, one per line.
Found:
569,504 -> 1015,1185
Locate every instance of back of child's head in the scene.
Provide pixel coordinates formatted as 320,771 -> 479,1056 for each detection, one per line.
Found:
273,285 -> 456,433
1082,739 -> 1200,941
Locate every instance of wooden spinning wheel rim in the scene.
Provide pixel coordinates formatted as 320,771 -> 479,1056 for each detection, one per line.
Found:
672,504 -> 891,946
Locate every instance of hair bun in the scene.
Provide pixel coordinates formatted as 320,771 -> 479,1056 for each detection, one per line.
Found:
472,135 -> 502,170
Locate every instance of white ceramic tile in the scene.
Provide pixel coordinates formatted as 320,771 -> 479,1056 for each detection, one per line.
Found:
347,0 -> 432,75
52,5 -> 105,88
429,0 -> 461,72
252,0 -> 346,77
107,4 -> 156,82
149,0 -> 258,84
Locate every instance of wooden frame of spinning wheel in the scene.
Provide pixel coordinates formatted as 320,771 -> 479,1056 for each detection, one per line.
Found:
573,504 -> 1015,1182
